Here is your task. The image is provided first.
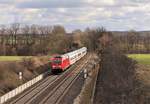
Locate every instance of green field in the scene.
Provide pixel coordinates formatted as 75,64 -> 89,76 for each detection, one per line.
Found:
128,54 -> 150,65
0,56 -> 32,61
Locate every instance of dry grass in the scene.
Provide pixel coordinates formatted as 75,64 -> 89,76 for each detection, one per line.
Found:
136,65 -> 150,85
0,56 -> 49,96
136,65 -> 150,99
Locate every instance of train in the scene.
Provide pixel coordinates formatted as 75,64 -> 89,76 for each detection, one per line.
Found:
50,47 -> 87,73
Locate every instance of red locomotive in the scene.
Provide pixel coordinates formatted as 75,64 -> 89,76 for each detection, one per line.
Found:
50,47 -> 87,73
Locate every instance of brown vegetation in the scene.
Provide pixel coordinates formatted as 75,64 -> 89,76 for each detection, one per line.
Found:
0,56 -> 49,96
94,44 -> 150,104
135,64 -> 150,103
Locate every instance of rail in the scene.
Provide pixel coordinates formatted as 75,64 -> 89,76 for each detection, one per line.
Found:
6,54 -> 89,104
0,73 -> 45,104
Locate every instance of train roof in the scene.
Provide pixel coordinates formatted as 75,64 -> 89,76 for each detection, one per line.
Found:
66,47 -> 87,55
51,47 -> 87,59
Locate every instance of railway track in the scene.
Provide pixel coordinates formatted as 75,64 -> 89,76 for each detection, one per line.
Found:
37,55 -> 91,104
9,75 -> 57,104
7,54 -> 90,104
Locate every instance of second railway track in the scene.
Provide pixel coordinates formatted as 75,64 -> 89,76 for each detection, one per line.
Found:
38,55 -> 91,104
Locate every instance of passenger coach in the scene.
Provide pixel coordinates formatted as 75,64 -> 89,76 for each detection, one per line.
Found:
50,47 -> 87,73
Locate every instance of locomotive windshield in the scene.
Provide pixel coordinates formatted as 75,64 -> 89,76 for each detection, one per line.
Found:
53,59 -> 61,64
52,56 -> 62,64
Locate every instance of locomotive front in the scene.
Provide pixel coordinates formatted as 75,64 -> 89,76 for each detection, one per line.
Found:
51,56 -> 63,72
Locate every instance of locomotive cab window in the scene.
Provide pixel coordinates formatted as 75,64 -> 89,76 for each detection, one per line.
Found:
53,60 -> 61,64
53,57 -> 62,64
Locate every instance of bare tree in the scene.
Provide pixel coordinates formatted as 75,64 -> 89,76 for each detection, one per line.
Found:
143,34 -> 150,53
30,24 -> 38,44
52,25 -> 66,34
0,25 -> 6,44
7,23 -> 20,47
21,25 -> 30,45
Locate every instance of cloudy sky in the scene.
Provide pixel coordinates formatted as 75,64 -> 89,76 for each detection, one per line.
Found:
0,0 -> 150,32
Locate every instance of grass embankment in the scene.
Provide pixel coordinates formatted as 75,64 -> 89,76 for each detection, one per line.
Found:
0,56 -> 50,96
128,54 -> 150,65
94,47 -> 150,104
128,54 -> 150,103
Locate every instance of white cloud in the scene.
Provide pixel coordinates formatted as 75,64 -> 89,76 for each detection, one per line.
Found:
0,0 -> 150,31
58,8 -> 67,13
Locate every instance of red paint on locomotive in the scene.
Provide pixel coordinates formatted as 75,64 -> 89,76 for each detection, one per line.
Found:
50,55 -> 70,72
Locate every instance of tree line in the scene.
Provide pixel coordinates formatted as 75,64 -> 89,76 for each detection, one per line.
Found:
0,23 -> 109,56
114,30 -> 150,53
1,23 -> 148,56
0,23 -> 73,56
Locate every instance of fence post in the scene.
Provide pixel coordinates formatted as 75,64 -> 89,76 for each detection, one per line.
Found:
0,97 -> 2,104
84,69 -> 88,79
